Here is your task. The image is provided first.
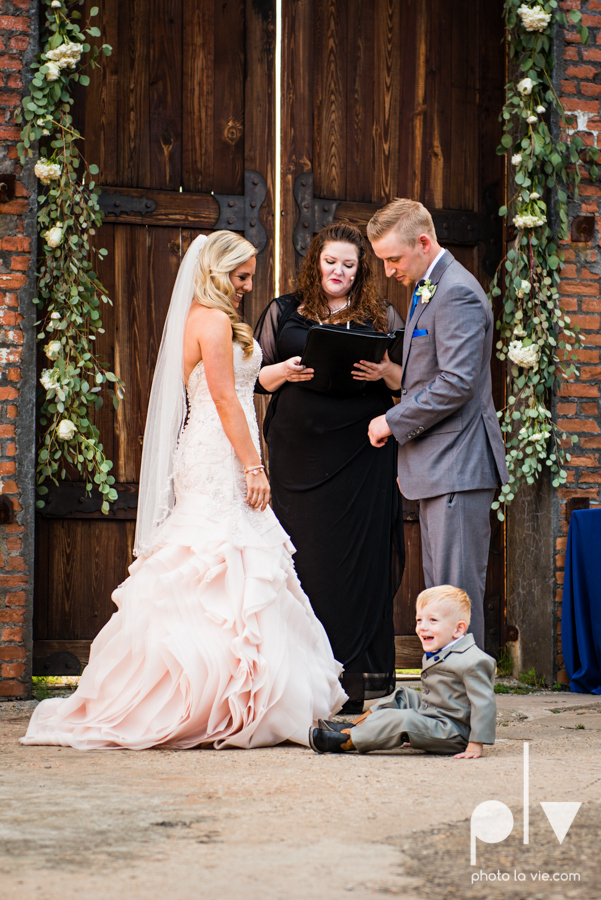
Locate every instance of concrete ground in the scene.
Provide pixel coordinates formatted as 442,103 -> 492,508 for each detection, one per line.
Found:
1,687 -> 600,900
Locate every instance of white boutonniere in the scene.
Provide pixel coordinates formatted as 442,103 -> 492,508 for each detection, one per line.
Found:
416,278 -> 437,304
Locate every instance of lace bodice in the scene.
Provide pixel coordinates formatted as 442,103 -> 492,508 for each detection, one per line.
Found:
173,340 -> 267,528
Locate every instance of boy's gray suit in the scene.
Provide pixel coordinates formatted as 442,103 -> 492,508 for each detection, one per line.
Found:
351,634 -> 496,754
385,251 -> 508,648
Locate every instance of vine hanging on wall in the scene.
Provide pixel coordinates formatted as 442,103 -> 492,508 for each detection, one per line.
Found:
490,1 -> 597,520
16,0 -> 123,514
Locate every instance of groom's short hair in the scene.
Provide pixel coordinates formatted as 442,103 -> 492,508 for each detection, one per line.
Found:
416,585 -> 471,626
367,199 -> 436,247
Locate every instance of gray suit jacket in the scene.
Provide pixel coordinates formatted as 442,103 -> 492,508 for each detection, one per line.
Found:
420,633 -> 496,744
386,251 -> 508,499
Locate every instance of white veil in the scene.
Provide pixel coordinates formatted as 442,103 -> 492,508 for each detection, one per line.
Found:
133,233 -> 208,557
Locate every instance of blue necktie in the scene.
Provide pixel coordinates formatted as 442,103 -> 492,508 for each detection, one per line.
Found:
409,280 -> 424,320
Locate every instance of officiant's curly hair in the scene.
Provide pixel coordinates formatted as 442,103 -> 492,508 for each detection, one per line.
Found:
297,223 -> 388,332
194,231 -> 256,357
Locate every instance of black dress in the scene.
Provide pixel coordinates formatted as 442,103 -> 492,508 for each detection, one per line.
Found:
254,295 -> 405,706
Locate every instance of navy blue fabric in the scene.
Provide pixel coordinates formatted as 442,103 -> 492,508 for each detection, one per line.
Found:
413,328 -> 428,338
562,508 -> 601,694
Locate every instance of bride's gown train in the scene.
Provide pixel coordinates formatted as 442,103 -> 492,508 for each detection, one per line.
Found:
22,342 -> 346,750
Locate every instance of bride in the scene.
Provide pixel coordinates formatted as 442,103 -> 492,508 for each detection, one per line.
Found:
22,232 -> 346,750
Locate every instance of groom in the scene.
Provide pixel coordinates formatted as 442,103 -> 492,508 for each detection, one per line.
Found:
366,199 -> 508,649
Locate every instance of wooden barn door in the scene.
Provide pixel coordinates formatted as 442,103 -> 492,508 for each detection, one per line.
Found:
279,0 -> 506,664
33,0 -> 276,674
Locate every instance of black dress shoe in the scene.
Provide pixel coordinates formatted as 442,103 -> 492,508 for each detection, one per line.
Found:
309,727 -> 354,753
340,698 -> 364,715
318,718 -> 355,733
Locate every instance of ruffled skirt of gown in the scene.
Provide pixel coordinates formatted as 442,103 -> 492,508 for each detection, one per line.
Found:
21,494 -> 347,750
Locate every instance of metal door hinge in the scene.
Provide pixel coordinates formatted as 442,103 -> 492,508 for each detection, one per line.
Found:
98,190 -> 156,216
293,173 -> 340,256
213,170 -> 267,252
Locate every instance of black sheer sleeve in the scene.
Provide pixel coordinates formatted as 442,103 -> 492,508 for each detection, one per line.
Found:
386,302 -> 405,332
253,296 -> 298,394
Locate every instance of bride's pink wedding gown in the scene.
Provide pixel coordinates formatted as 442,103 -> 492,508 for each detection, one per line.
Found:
22,342 -> 346,750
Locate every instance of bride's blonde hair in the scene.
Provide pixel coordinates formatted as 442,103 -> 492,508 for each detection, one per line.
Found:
194,231 -> 256,357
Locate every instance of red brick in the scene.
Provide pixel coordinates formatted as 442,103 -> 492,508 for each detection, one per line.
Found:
0,387 -> 17,401
570,313 -> 601,328
0,236 -> 30,252
5,537 -> 21,551
579,471 -> 601,482
558,487 -> 600,499
578,183 -> 601,196
560,383 -> 600,397
0,575 -> 26,587
5,442 -> 16,456
589,0 -> 601,10
580,267 -> 600,279
556,537 -> 568,551
0,682 -> 26,697
582,14 -> 601,26
560,281 -> 600,296
6,74 -> 22,89
574,349 -> 600,361
8,36 -> 28,51
3,524 -> 24,534
562,264 -> 578,278
581,333 -> 601,345
568,454 -> 599,465
562,80 -> 577,94
557,402 -> 578,415
6,407 -> 17,419
7,369 -> 20,383
583,47 -> 601,59
0,609 -> 24,623
0,462 -> 16,476
557,418 -> 600,432
560,297 -> 578,310
556,553 -> 566,568
565,30 -> 584,44
10,255 -> 30,271
6,555 -> 25,572
563,98 -> 599,112
1,626 -> 23,642
0,272 -> 26,290
581,402 -> 600,414
1,662 -> 25,678
580,202 -> 598,213
581,437 -> 601,447
565,47 -> 580,59
582,298 -> 601,311
582,82 -> 601,97
566,65 -> 598,78
0,647 -> 25,661
0,16 -> 30,31
579,365 -> 601,379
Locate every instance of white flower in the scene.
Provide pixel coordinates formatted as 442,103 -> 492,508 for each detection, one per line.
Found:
536,105 -> 546,114
518,5 -> 552,32
527,115 -> 538,124
529,431 -> 550,443
514,213 -> 547,229
40,369 -> 61,392
57,419 -> 77,441
50,311 -> 61,320
45,61 -> 61,81
44,224 -> 63,248
508,340 -> 539,369
517,77 -> 534,95
44,340 -> 62,359
421,288 -> 432,303
520,279 -> 532,293
529,192 -> 540,200
42,129 -> 50,136
46,41 -> 82,71
51,0 -> 62,6
416,278 -> 437,305
512,153 -> 522,166
34,158 -> 61,185
513,324 -> 527,338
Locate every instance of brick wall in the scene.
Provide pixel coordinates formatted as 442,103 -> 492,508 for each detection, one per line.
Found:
555,0 -> 601,681
0,0 -> 37,698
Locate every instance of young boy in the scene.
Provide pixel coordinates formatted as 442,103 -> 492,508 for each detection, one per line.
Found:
310,585 -> 496,757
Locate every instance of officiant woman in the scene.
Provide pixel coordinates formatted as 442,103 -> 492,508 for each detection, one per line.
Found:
254,223 -> 405,712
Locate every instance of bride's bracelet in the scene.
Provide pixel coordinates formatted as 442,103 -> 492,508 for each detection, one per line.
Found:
244,464 -> 265,476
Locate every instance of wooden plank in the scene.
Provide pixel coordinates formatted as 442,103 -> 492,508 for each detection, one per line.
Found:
395,636 -> 423,670
33,640 -> 93,668
244,0 -> 276,325
346,0 -> 374,203
213,0 -> 245,195
149,0 -> 183,191
33,518 -> 50,641
373,0 -> 401,204
393,518 -> 426,635
147,227 -> 187,399
315,0 -> 347,200
280,0 -> 314,293
91,222 -> 116,465
182,0 -> 215,192
118,0 -> 151,187
99,186 -> 220,229
448,0 -> 478,210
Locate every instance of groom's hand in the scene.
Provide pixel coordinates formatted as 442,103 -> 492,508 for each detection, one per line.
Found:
368,414 -> 392,447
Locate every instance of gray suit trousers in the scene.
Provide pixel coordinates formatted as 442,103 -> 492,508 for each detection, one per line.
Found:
419,488 -> 495,650
351,686 -> 467,754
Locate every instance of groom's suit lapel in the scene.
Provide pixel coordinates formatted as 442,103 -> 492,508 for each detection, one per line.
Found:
402,250 -> 455,371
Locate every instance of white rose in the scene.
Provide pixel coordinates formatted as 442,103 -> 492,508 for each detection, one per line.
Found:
527,115 -> 538,124
44,340 -> 62,359
517,77 -> 534,95
508,340 -> 539,369
513,324 -> 527,338
34,158 -> 61,185
514,213 -> 547,229
518,5 -> 552,32
42,129 -> 50,136
420,288 -> 432,303
511,153 -> 522,166
529,431 -> 549,443
46,41 -> 82,70
51,0 -> 61,6
536,105 -> 546,114
45,61 -> 61,81
57,419 -> 77,441
40,369 -> 61,392
44,224 -> 63,248
529,191 -> 540,200
520,279 -> 531,293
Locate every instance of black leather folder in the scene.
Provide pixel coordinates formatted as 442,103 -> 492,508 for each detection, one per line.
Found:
300,325 -> 404,395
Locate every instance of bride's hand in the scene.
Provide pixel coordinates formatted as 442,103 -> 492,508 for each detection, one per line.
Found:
282,356 -> 314,382
245,470 -> 271,511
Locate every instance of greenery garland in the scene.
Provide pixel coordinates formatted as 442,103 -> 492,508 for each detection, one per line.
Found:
490,1 -> 597,520
15,0 -> 123,514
